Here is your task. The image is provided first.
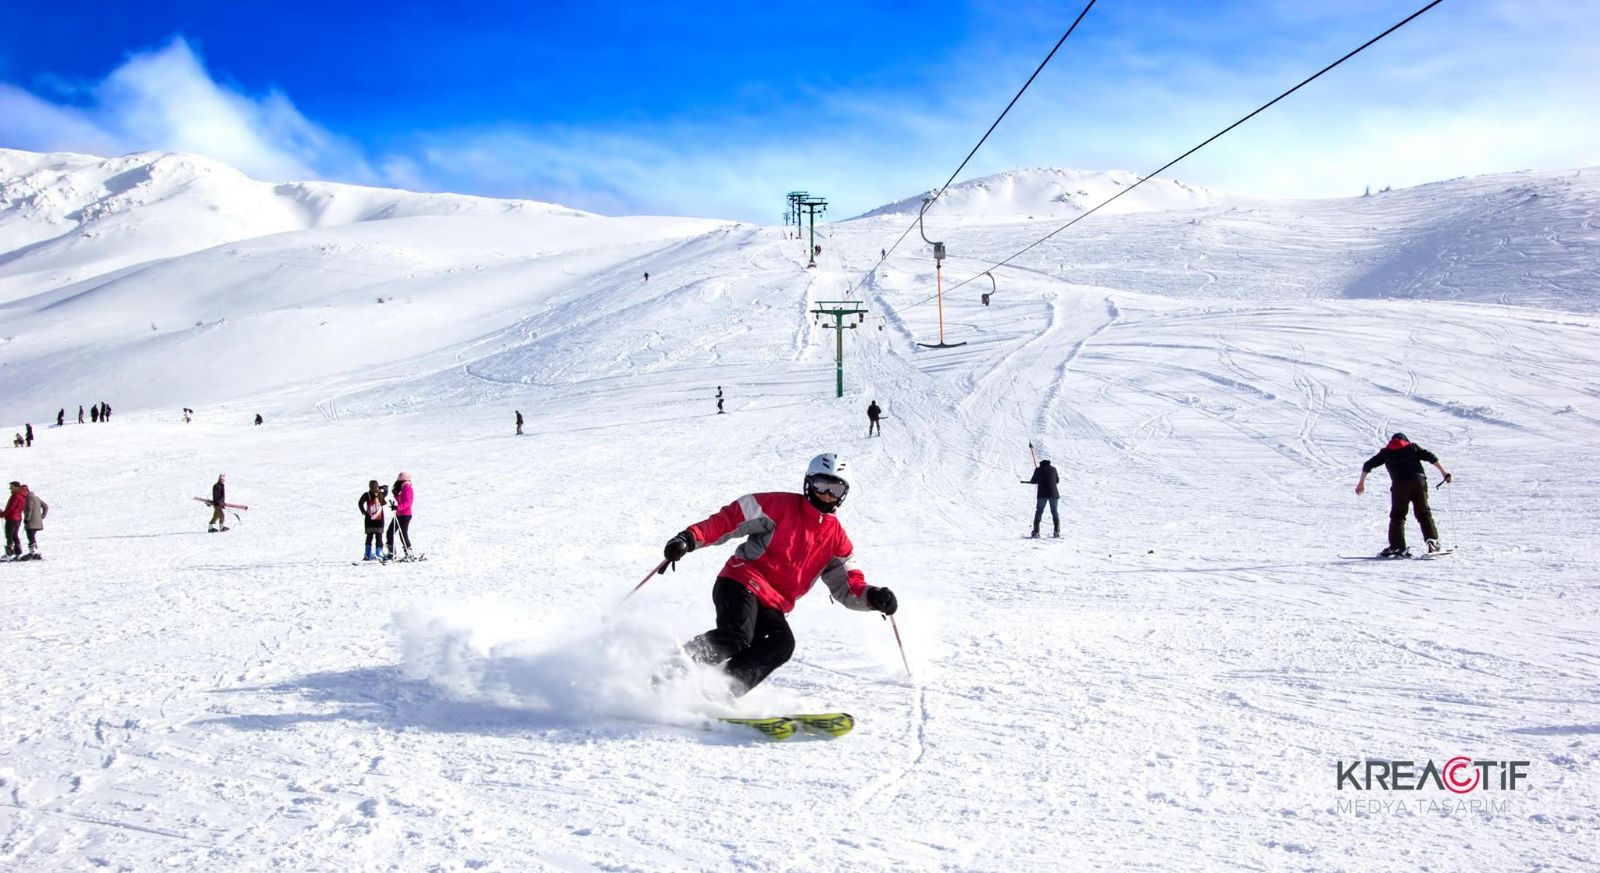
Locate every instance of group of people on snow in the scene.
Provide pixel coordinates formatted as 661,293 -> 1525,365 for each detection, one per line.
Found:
355,472 -> 416,561
3,481 -> 47,561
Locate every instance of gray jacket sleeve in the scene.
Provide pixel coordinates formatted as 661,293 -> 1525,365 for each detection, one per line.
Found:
821,553 -> 873,611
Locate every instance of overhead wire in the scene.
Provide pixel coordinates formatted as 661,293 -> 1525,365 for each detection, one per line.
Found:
898,0 -> 1447,311
843,0 -> 1097,298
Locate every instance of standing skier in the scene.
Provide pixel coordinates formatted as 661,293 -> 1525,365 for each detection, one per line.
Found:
23,485 -> 47,559
1022,459 -> 1061,539
359,480 -> 388,560
78,405 -> 84,424
386,471 -> 415,559
56,409 -> 64,427
660,453 -> 897,697
208,474 -> 228,532
716,387 -> 724,415
3,482 -> 26,559
515,410 -> 524,435
24,424 -> 33,447
867,400 -> 882,437
1356,432 -> 1452,556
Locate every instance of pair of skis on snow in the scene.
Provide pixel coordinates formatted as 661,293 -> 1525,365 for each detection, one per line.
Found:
1338,549 -> 1453,560
719,712 -> 854,741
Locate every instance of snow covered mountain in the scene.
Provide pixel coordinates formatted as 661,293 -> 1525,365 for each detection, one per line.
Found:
2,148 -> 1598,871
857,167 -> 1243,220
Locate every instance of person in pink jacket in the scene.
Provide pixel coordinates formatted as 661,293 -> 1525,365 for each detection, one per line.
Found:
386,472 -> 415,559
661,453 -> 897,696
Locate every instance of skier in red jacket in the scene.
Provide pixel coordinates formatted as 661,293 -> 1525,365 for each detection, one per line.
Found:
661,453 -> 897,696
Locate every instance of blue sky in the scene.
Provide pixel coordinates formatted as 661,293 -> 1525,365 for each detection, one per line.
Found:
2,1 -> 1595,222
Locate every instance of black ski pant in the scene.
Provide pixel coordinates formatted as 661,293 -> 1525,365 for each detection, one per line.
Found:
1388,479 -> 1438,550
1033,497 -> 1060,532
386,515 -> 412,554
25,528 -> 39,551
868,417 -> 880,436
4,520 -> 20,556
685,577 -> 795,697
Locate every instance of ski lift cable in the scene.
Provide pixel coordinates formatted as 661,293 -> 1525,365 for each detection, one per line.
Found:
897,0 -> 1445,309
844,0 -> 1098,299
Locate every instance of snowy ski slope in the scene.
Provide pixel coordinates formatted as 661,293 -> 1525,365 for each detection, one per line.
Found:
2,152 -> 1598,871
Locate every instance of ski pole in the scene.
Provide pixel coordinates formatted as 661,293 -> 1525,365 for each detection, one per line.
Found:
1028,441 -> 1039,468
887,615 -> 912,679
619,559 -> 670,606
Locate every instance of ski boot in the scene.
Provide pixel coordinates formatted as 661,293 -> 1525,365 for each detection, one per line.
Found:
1052,524 -> 1061,539
220,526 -> 230,532
363,546 -> 375,561
1379,546 -> 1409,558
1030,526 -> 1040,539
1426,539 -> 1442,554
208,526 -> 218,533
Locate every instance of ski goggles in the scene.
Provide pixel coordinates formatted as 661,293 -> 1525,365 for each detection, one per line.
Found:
808,475 -> 849,499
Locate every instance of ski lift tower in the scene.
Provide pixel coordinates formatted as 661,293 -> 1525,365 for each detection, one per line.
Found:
799,196 -> 828,268
786,191 -> 809,237
810,299 -> 869,398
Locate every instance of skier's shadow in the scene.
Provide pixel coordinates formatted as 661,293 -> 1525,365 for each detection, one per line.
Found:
200,664 -> 751,744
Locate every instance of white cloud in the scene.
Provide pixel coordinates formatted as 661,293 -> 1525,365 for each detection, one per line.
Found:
0,38 -> 378,186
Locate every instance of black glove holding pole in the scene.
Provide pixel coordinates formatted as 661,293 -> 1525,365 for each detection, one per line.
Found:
866,586 -> 898,616
662,530 -> 696,571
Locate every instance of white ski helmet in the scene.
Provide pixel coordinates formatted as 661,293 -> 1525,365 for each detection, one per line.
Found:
803,453 -> 851,512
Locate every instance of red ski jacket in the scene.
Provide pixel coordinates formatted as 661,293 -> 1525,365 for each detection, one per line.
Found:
686,491 -> 870,614
3,490 -> 25,522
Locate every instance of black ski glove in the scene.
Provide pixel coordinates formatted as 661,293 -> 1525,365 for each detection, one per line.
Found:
1442,472 -> 1453,484
866,586 -> 898,616
663,530 -> 696,570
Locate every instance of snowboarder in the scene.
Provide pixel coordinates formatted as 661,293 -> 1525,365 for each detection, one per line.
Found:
515,410 -> 523,435
254,413 -> 263,426
716,387 -> 724,415
386,471 -> 414,558
660,453 -> 898,697
3,482 -> 25,559
1356,432 -> 1453,556
208,474 -> 229,532
23,485 -> 46,559
24,424 -> 33,447
56,409 -> 64,427
1022,459 -> 1060,538
867,401 -> 882,437
359,480 -> 388,560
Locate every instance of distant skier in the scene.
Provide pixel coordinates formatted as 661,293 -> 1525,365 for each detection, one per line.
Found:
359,480 -> 388,561
78,405 -> 84,424
716,386 -> 724,415
23,485 -> 47,560
90,406 -> 99,423
11,434 -> 21,448
101,402 -> 110,421
56,409 -> 64,427
659,453 -> 897,697
24,424 -> 33,447
385,472 -> 415,559
254,413 -> 263,426
515,410 -> 524,435
1356,432 -> 1453,556
3,482 -> 25,559
644,271 -> 650,282
867,401 -> 882,437
208,474 -> 229,533
1022,459 -> 1061,539
183,408 -> 193,423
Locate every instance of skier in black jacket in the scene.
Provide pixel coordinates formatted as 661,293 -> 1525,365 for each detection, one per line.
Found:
208,474 -> 228,532
867,401 -> 882,436
1356,433 -> 1452,555
1022,460 -> 1061,538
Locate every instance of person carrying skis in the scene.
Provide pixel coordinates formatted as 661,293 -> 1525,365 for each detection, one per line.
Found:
1356,432 -> 1452,556
867,401 -> 882,437
3,482 -> 26,559
1022,459 -> 1061,538
23,485 -> 47,559
359,480 -> 388,560
660,453 -> 898,697
385,471 -> 414,559
208,474 -> 228,532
